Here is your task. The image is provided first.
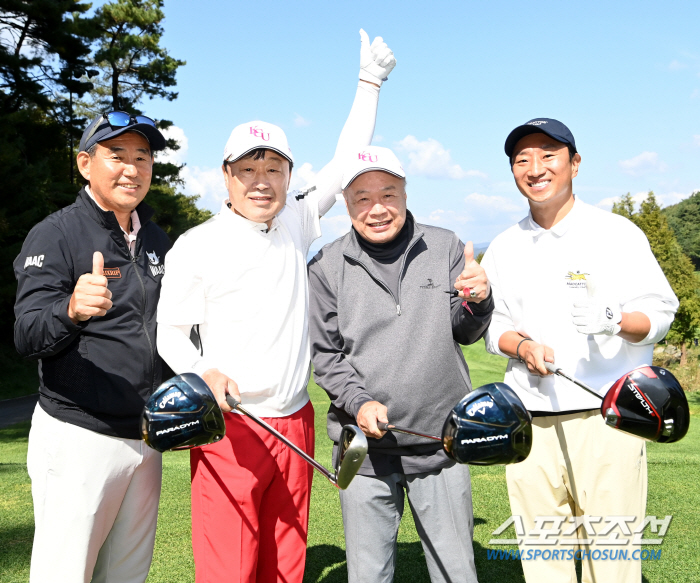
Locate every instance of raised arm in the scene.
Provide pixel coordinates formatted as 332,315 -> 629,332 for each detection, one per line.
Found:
308,29 -> 397,216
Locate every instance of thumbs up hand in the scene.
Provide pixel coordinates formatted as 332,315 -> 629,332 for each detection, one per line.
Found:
454,241 -> 490,303
68,251 -> 114,324
359,28 -> 396,86
571,275 -> 622,336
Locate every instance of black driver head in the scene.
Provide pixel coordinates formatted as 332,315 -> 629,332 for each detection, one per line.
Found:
141,373 -> 226,452
442,382 -> 532,465
601,365 -> 689,443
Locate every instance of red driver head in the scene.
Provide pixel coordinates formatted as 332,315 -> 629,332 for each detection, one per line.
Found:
601,366 -> 689,443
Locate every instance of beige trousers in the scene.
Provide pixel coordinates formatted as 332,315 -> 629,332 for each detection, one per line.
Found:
505,410 -> 647,583
27,404 -> 162,583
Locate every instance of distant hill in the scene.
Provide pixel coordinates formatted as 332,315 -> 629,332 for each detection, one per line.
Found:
663,191 -> 700,270
474,242 -> 490,256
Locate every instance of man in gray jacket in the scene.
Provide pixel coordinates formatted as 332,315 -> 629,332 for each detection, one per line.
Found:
308,146 -> 493,583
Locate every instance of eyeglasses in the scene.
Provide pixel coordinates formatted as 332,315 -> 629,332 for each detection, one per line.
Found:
84,111 -> 157,147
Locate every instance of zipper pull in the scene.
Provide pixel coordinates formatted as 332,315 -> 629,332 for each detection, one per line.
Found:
396,304 -> 401,316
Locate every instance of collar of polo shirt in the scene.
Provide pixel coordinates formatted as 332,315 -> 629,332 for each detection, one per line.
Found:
222,199 -> 279,233
527,195 -> 581,240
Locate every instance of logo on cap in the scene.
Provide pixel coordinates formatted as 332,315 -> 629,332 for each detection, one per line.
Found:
358,151 -> 378,162
527,121 -> 548,126
249,126 -> 270,141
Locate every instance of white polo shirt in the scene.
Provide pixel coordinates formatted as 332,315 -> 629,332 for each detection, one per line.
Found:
482,197 -> 678,413
157,194 -> 321,417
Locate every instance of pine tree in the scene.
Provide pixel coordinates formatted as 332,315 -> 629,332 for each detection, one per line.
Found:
614,192 -> 700,365
82,0 -> 211,238
89,0 -> 184,113
611,192 -> 635,221
0,0 -> 95,343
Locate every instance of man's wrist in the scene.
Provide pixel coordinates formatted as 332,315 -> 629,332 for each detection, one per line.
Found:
359,78 -> 380,88
349,394 -> 375,419
516,338 -> 534,363
359,69 -> 384,86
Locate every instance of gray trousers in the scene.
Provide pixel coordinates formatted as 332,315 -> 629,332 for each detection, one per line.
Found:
339,463 -> 478,583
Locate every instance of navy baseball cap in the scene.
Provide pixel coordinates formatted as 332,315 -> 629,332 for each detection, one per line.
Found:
504,118 -> 577,158
79,112 -> 166,153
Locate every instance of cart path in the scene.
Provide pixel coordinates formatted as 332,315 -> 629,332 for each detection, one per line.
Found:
0,394 -> 39,429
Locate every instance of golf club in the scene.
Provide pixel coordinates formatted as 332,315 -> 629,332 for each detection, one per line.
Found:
377,422 -> 440,441
544,362 -> 690,443
141,373 -> 227,452
377,382 -> 533,466
226,395 -> 367,489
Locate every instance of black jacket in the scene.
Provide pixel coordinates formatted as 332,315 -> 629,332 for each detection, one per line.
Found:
14,188 -> 171,438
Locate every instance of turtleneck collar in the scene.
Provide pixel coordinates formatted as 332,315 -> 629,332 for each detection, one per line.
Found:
354,211 -> 415,264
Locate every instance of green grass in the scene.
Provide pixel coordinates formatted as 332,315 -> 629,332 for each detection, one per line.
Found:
1,339 -> 699,582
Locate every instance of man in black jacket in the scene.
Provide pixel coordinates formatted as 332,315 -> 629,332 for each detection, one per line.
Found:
14,112 -> 170,583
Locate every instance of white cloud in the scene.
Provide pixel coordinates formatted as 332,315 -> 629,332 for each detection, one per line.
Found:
320,213 -> 352,238
180,165 -> 227,211
158,125 -> 189,165
289,162 -> 317,191
293,113 -> 311,127
395,135 -> 486,180
464,193 -> 525,214
618,152 -> 667,175
153,125 -> 225,210
418,209 -> 472,225
596,190 -> 694,211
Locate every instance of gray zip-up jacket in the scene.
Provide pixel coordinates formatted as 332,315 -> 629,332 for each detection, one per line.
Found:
308,219 -> 494,453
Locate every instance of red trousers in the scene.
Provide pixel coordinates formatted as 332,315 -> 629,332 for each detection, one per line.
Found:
190,401 -> 315,583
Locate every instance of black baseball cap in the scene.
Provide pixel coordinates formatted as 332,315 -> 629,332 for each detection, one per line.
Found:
504,118 -> 577,158
79,112 -> 166,153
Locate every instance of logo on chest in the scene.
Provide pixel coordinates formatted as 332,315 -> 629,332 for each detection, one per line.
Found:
419,278 -> 441,290
564,271 -> 588,289
104,267 -> 121,279
146,251 -> 165,277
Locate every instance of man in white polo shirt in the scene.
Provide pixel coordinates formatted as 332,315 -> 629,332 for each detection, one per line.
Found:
481,118 -> 678,583
156,30 -> 396,583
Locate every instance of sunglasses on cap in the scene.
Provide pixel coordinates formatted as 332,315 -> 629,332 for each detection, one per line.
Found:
83,111 -> 157,146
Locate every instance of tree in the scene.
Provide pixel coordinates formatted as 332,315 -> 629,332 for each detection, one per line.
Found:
613,192 -> 700,365
80,0 -> 210,238
84,0 -> 184,114
0,0 -> 94,114
0,1 -> 96,344
663,191 -> 700,270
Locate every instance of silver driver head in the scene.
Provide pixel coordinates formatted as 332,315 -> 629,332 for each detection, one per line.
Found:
332,425 -> 368,490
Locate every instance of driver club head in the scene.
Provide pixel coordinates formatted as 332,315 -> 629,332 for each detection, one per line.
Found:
141,373 -> 226,452
332,425 -> 368,489
442,382 -> 533,465
601,365 -> 689,443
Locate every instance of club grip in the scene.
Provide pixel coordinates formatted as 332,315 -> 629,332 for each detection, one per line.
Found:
225,395 -> 241,409
377,422 -> 391,431
544,362 -> 559,374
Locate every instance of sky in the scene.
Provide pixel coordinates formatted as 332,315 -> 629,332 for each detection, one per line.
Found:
117,0 -> 700,255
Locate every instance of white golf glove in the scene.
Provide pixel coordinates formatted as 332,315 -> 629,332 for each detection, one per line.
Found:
571,277 -> 622,336
359,28 -> 396,86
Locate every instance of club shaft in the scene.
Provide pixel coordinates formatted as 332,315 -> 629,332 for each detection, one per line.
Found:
226,397 -> 337,484
377,422 -> 441,441
543,362 -> 603,401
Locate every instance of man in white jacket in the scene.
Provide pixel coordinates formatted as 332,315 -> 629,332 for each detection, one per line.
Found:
481,118 -> 678,583
156,31 -> 396,583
